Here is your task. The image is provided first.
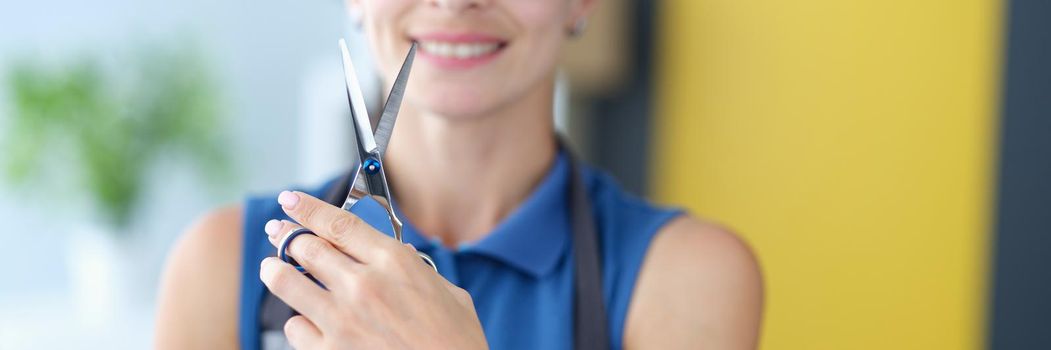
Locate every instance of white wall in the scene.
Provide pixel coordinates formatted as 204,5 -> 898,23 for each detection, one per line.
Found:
0,1 -> 350,347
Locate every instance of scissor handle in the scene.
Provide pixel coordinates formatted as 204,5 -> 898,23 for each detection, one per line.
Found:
278,228 -> 438,274
417,252 -> 438,271
278,227 -> 316,273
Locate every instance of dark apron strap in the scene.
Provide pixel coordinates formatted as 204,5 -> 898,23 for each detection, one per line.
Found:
566,151 -> 611,350
259,146 -> 610,349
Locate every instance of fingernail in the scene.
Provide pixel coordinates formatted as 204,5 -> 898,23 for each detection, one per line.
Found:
264,219 -> 280,237
278,191 -> 299,209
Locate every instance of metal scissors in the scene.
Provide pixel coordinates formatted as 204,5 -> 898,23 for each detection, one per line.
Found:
279,39 -> 437,274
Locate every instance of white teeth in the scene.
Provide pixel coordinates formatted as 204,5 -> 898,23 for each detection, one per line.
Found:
454,45 -> 471,57
419,41 -> 500,59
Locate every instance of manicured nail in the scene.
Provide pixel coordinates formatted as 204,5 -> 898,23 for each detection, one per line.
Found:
264,219 -> 280,237
278,191 -> 299,209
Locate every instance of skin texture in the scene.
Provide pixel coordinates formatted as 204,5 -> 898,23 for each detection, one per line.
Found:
624,218 -> 764,349
154,205 -> 242,349
155,0 -> 764,348
258,191 -> 488,348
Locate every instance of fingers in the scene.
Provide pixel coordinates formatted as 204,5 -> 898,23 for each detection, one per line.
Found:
284,315 -> 322,349
277,190 -> 397,263
259,257 -> 334,323
264,219 -> 360,286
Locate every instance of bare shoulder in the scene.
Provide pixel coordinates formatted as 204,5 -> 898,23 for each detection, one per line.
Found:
624,215 -> 764,350
155,204 -> 244,349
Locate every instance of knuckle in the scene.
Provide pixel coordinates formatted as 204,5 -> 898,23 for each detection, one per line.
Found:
341,275 -> 370,301
297,201 -> 320,222
341,278 -> 361,298
454,287 -> 473,304
327,215 -> 358,246
373,247 -> 399,267
293,237 -> 324,262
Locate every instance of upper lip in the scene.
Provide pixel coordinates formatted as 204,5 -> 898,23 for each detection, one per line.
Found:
410,32 -> 507,44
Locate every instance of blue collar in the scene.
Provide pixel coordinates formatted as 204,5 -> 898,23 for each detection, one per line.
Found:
398,152 -> 571,278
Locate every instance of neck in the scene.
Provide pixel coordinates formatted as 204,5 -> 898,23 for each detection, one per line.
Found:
385,78 -> 557,247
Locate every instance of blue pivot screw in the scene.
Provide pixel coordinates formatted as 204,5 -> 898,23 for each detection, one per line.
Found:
363,158 -> 381,174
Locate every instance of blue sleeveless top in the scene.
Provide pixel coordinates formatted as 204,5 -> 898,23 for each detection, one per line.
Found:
239,153 -> 682,349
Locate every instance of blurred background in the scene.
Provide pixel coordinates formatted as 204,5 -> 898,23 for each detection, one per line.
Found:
0,0 -> 1047,349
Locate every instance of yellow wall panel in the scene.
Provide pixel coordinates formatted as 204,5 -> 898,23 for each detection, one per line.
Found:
653,0 -> 1001,349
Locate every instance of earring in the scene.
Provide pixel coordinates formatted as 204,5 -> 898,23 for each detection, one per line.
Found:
568,18 -> 587,38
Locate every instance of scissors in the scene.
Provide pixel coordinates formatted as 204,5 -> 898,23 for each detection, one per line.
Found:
279,39 -> 437,275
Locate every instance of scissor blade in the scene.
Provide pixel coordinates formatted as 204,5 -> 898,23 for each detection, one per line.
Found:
341,165 -> 369,211
342,158 -> 405,242
375,42 -> 417,156
339,38 -> 378,154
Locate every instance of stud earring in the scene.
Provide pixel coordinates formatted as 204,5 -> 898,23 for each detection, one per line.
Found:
568,18 -> 588,37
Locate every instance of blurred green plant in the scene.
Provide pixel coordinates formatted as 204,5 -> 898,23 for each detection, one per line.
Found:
2,43 -> 231,231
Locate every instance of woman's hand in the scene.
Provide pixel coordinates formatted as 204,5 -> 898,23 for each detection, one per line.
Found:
260,191 -> 489,350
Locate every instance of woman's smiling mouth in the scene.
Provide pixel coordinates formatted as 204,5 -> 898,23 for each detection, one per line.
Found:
412,32 -> 509,69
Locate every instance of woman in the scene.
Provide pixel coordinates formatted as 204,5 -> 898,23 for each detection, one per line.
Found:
155,0 -> 763,348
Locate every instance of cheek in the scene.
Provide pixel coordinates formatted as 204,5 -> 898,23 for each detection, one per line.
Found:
513,0 -> 571,26
359,0 -> 404,19
360,0 -> 412,69
503,2 -> 571,83
512,0 -> 572,41
508,0 -> 573,69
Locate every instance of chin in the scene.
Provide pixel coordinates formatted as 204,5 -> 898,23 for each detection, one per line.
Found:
410,82 -> 507,120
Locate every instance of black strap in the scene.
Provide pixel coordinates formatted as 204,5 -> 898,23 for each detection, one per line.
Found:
566,151 -> 612,350
259,148 -> 610,349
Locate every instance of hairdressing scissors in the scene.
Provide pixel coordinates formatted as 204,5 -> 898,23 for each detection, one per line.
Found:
279,39 -> 437,274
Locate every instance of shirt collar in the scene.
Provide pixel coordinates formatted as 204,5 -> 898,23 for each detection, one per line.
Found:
399,152 -> 571,278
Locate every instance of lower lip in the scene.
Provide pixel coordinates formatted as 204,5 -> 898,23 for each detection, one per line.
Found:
416,46 -> 505,70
